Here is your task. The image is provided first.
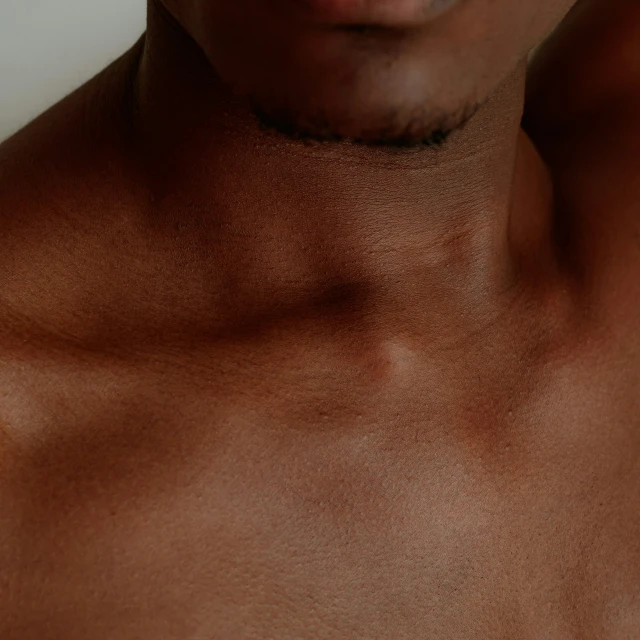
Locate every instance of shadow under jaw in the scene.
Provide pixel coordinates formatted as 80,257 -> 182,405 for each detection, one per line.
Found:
249,98 -> 481,150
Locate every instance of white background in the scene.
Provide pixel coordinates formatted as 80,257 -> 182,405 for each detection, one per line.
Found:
0,0 -> 146,141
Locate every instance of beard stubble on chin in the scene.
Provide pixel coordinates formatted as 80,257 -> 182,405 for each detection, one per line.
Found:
248,96 -> 483,150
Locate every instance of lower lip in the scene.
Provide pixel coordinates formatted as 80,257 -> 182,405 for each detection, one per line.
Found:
297,0 -> 459,25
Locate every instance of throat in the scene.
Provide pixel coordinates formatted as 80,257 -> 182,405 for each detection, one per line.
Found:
126,130 -> 555,341
92,27 -> 559,345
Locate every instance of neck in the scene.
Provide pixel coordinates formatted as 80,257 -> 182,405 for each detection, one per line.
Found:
128,2 -> 558,342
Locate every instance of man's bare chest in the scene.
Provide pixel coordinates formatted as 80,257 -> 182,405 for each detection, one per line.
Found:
1,341 -> 639,640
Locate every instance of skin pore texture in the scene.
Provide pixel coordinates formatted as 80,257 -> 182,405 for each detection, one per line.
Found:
0,0 -> 639,638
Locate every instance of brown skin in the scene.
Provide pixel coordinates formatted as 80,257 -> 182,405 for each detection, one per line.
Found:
0,0 -> 639,637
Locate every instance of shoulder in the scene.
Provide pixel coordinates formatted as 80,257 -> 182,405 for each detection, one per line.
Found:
0,40 -> 143,208
524,0 -> 640,137
524,0 -> 640,182
523,0 -> 640,216
0,44 -> 145,351
523,0 -> 640,191
523,0 -> 640,327
524,0 -> 640,185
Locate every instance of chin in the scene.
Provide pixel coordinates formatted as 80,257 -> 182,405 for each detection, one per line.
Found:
221,32 -> 493,150
250,105 -> 472,149
241,85 -> 483,149
176,0 -> 527,149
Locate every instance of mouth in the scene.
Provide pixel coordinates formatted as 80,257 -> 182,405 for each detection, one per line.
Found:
294,0 -> 461,27
338,23 -> 405,33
